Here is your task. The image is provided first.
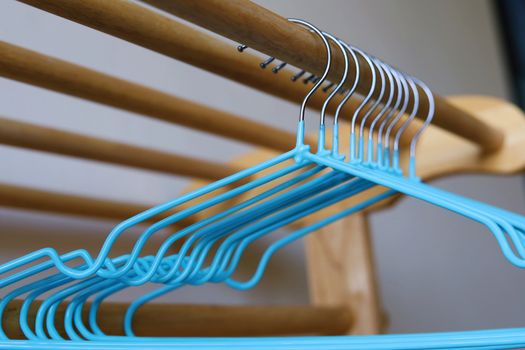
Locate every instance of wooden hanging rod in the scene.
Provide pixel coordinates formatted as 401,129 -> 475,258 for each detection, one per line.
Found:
4,300 -> 353,338
0,116 -> 238,181
141,0 -> 505,152
0,182 -> 195,227
17,0 -> 417,147
0,41 -> 303,152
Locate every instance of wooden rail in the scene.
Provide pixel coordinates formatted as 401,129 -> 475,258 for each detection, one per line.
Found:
142,0 -> 505,152
0,116 -> 238,181
4,300 -> 353,338
0,182 -> 195,227
0,41 -> 302,152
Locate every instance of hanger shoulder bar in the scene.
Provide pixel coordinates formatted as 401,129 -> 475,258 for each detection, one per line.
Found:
0,40 -> 299,152
0,116 -> 238,181
142,0 -> 504,152
4,300 -> 353,338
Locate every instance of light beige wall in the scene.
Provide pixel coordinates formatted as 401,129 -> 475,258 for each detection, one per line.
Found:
0,0 -> 523,333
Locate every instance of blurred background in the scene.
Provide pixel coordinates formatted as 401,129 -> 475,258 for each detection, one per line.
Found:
0,0 -> 524,334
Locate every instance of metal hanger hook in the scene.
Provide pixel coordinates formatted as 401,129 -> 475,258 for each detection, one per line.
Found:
393,74 -> 420,153
358,56 -> 386,161
377,67 -> 403,149
333,40 -> 360,126
408,76 -> 435,178
367,60 -> 395,164
384,70 -> 409,155
319,31 -> 349,126
287,18 -> 332,123
346,46 -> 376,161
316,31 -> 350,154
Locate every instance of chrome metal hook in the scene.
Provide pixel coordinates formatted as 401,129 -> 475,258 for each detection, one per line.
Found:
376,65 -> 403,166
331,39 -> 360,157
383,70 -> 409,168
287,18 -> 332,123
367,60 -> 395,164
407,76 -> 434,178
319,32 -> 349,125
317,31 -> 350,153
347,46 -> 376,162
392,74 -> 420,173
358,57 -> 386,161
333,40 -> 360,126
393,74 -> 420,154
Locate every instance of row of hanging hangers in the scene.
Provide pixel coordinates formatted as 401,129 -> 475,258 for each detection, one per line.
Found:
2,3 -> 525,346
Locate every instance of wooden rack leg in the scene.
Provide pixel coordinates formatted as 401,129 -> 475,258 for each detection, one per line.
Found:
305,211 -> 385,335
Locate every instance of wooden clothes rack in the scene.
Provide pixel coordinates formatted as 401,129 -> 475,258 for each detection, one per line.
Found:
1,0 -> 525,338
